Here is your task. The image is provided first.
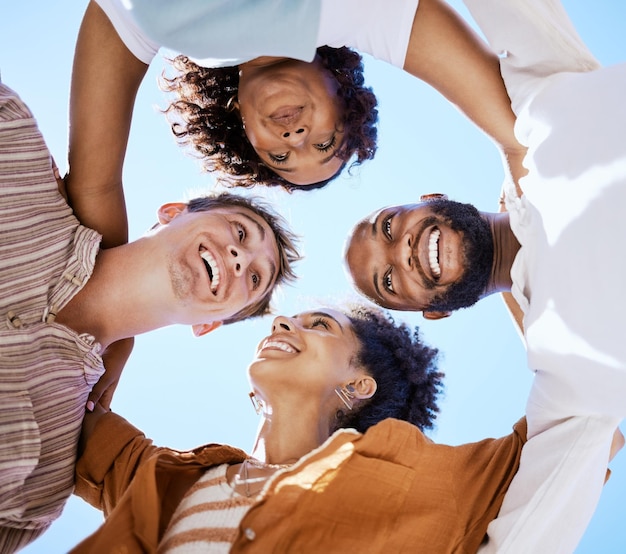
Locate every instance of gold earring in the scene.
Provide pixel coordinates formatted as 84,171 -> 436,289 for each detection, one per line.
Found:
249,392 -> 263,415
334,385 -> 355,411
226,95 -> 240,112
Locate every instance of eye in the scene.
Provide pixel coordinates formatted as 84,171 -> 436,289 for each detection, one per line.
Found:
235,222 -> 246,242
251,272 -> 260,290
383,268 -> 394,294
382,214 -> 393,240
314,134 -> 336,153
311,317 -> 330,329
269,152 -> 290,164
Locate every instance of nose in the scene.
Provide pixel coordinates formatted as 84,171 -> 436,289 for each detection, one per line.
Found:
272,315 -> 294,333
394,232 -> 414,270
228,245 -> 250,276
281,126 -> 309,147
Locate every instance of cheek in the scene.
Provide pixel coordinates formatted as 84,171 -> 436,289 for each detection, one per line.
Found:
318,99 -> 342,129
243,122 -> 279,155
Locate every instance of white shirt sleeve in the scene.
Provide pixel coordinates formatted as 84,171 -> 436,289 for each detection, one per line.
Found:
463,1 -> 621,552
317,0 -> 419,68
95,0 -> 160,64
478,416 -> 618,554
463,0 -> 599,116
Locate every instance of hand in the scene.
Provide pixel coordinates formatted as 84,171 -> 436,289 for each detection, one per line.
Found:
86,337 -> 134,411
50,156 -> 68,201
610,427 -> 625,462
501,146 -> 528,200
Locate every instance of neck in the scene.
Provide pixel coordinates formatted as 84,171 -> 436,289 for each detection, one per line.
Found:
249,399 -> 335,466
55,240 -> 178,349
481,212 -> 520,297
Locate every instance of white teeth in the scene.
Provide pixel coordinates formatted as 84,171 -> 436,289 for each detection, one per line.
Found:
262,340 -> 296,353
200,251 -> 220,292
428,229 -> 441,278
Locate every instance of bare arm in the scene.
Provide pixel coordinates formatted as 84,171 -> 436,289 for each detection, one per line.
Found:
68,1 -> 146,408
404,0 -> 527,185
67,0 -> 148,249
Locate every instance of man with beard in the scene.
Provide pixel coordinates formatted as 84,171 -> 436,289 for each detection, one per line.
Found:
345,194 -> 511,318
345,0 -> 625,551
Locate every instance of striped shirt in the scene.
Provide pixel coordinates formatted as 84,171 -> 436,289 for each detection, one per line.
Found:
0,83 -> 103,552
159,464 -> 257,553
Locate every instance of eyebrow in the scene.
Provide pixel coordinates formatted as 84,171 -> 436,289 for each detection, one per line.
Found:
370,212 -> 385,302
373,271 -> 384,302
309,311 -> 345,333
239,211 -> 266,240
238,211 -> 276,296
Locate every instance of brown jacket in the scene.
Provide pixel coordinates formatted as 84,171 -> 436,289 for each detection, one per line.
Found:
73,413 -> 526,553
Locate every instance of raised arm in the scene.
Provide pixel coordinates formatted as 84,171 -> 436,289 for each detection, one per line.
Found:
67,0 -> 148,249
76,406 -> 159,512
403,0 -> 527,186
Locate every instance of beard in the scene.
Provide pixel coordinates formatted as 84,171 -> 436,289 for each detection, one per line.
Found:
425,199 -> 493,313
167,255 -> 193,303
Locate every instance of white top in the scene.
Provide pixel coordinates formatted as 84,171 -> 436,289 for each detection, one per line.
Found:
463,0 -> 626,552
95,0 -> 418,68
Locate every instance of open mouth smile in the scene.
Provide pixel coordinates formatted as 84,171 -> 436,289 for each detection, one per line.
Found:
259,337 -> 299,354
428,228 -> 441,279
200,249 -> 220,294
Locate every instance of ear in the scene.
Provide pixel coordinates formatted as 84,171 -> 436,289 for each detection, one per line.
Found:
350,375 -> 378,401
157,202 -> 187,225
191,321 -> 223,337
419,192 -> 448,202
422,310 -> 451,320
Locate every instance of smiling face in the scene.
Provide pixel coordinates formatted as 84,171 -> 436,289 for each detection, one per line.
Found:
248,309 -> 364,404
237,56 -> 345,186
345,200 -> 494,313
155,203 -> 280,325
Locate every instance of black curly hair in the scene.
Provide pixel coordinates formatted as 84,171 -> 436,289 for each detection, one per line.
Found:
337,305 -> 444,433
161,46 -> 378,191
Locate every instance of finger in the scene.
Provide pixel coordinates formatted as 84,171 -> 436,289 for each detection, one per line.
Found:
86,376 -> 112,411
98,380 -> 120,411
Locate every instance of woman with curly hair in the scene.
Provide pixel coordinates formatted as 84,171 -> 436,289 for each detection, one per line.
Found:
161,46 -> 377,190
72,304 -> 528,552
67,0 -> 525,247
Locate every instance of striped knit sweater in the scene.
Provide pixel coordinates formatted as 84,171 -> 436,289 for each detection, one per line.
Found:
159,464 -> 257,553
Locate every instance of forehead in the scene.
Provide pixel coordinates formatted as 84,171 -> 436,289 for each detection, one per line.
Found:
369,202 -> 428,221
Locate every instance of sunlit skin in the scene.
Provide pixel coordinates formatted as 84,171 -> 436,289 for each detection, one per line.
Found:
345,202 -> 519,313
57,203 -> 281,348
155,204 -> 280,325
346,204 -> 467,311
238,56 -> 345,186
223,309 -> 377,494
249,310 -> 361,397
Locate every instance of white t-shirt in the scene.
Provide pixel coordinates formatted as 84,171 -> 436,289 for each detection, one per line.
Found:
464,0 -> 626,552
95,0 -> 418,68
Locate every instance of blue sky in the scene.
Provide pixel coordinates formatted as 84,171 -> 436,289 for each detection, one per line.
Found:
1,1 -> 625,552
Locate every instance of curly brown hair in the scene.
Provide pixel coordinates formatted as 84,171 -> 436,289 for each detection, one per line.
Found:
161,47 -> 378,191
